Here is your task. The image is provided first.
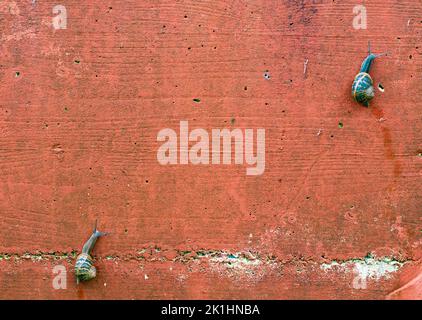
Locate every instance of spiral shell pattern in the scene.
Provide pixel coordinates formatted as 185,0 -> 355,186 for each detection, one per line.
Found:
75,253 -> 96,282
352,72 -> 374,106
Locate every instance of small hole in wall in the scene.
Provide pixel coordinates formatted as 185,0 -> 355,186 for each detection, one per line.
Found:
378,83 -> 385,92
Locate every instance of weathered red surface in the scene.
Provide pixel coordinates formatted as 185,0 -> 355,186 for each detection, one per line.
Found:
0,0 -> 421,299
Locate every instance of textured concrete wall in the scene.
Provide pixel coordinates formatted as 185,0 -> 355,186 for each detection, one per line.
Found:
0,0 -> 421,299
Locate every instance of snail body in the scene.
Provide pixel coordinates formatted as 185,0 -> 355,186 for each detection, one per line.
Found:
352,42 -> 386,107
75,220 -> 107,284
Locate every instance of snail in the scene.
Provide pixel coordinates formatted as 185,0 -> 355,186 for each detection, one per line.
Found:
352,42 -> 387,107
75,220 -> 108,284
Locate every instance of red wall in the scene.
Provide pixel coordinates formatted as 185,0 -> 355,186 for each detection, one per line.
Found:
0,0 -> 421,299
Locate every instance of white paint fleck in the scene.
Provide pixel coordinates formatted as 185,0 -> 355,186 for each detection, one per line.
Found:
176,274 -> 187,282
321,255 -> 405,283
248,233 -> 253,244
303,59 -> 309,77
144,274 -> 149,280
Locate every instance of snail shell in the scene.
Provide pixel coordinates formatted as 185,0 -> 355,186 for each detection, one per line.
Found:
352,72 -> 374,107
75,253 -> 96,282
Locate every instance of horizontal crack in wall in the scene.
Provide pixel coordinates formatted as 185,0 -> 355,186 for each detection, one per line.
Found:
0,251 -> 78,262
0,248 -> 414,268
0,247 -> 318,266
320,253 -> 411,280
